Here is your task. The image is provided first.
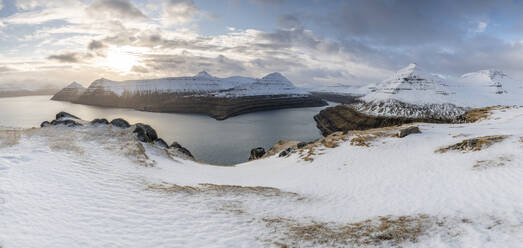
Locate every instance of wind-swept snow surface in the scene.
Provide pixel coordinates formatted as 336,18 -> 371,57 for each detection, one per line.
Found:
2,107 -> 523,247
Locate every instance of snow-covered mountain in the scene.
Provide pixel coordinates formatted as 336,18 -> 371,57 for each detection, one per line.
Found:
51,82 -> 86,101
362,63 -> 454,105
85,71 -> 309,98
357,64 -> 523,119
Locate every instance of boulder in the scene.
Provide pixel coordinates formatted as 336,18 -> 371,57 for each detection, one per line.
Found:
177,147 -> 193,158
170,142 -> 182,149
278,147 -> 294,157
248,147 -> 266,160
110,118 -> 130,128
91,118 -> 109,125
169,142 -> 194,158
297,142 -> 307,149
40,121 -> 50,128
133,123 -> 158,143
50,119 -> 82,127
398,126 -> 421,138
154,138 -> 168,148
56,111 -> 79,120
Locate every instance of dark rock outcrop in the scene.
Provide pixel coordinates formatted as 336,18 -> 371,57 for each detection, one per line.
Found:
110,118 -> 130,128
310,92 -> 363,104
56,111 -> 79,120
170,142 -> 182,149
248,147 -> 266,161
50,119 -> 82,127
169,142 -> 193,158
297,142 -> 307,149
314,104 -> 455,136
91,118 -> 109,125
40,121 -> 50,127
278,147 -> 294,157
133,123 -> 158,143
154,138 -> 168,148
398,126 -> 421,138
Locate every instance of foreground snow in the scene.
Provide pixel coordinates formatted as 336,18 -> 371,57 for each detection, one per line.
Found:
1,107 -> 523,247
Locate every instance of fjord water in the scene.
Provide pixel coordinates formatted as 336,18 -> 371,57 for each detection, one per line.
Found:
0,95 -> 328,165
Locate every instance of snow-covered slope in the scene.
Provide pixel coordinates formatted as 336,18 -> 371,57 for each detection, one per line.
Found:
2,107 -> 523,247
359,64 -> 523,118
452,69 -> 523,107
85,71 -> 309,97
51,82 -> 86,101
362,63 -> 454,105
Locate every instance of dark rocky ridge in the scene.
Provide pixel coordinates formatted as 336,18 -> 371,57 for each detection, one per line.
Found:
57,91 -> 327,120
314,104 -> 457,136
310,92 -> 363,104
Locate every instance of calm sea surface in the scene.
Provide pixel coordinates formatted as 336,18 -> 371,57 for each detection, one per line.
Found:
0,95 -> 330,165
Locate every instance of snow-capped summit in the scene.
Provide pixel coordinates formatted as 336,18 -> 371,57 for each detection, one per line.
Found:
261,72 -> 290,82
194,71 -> 214,79
363,63 -> 453,105
65,82 -> 85,89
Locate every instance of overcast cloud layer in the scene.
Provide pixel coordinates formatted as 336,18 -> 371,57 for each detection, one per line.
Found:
1,0 -> 523,89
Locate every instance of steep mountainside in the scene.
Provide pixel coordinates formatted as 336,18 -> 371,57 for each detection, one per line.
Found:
54,72 -> 327,120
51,82 -> 86,102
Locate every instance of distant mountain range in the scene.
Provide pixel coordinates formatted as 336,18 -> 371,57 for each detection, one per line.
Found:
52,71 -> 327,120
313,63 -> 523,119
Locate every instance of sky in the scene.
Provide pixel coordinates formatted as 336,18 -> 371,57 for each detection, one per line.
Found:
1,0 -> 523,89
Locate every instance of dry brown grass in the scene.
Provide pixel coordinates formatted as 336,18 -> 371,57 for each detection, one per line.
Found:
148,183 -> 303,199
263,215 -> 438,247
473,156 -> 512,170
436,135 -> 509,153
462,106 -> 510,123
0,130 -> 21,148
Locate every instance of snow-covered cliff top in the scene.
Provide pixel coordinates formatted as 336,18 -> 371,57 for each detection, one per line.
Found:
85,72 -> 309,97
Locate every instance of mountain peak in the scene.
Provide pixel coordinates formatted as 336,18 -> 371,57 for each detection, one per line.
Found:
66,82 -> 84,89
262,72 -> 289,82
195,71 -> 214,79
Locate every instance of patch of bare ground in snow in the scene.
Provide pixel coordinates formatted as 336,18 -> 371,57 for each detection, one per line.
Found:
436,135 -> 510,153
262,215 -> 520,247
263,215 -> 451,247
0,130 -> 21,148
147,183 -> 304,199
461,106 -> 511,123
473,156 -> 512,170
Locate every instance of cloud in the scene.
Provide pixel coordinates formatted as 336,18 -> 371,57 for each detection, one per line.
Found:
475,21 -> 488,33
15,0 -> 40,10
87,0 -> 148,21
278,14 -> 302,29
161,0 -> 199,26
0,0 -> 3,11
47,52 -> 83,63
88,40 -> 106,50
0,66 -> 14,73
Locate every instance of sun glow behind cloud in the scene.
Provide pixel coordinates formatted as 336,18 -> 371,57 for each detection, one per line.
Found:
99,46 -> 142,73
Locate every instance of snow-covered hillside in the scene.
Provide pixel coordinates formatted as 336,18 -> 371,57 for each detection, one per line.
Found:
362,63 -> 454,105
1,107 -> 523,247
358,64 -> 523,118
85,71 -> 309,97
